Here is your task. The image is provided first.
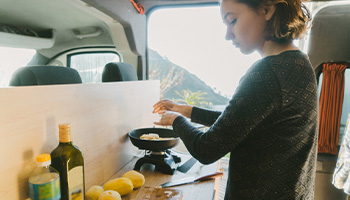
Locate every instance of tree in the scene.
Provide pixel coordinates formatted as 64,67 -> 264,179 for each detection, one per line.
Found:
175,89 -> 213,108
149,64 -> 184,99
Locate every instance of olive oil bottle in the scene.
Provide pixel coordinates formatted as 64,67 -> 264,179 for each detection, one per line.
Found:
51,123 -> 85,200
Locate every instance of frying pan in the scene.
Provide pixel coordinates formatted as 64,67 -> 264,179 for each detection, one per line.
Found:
128,128 -> 180,151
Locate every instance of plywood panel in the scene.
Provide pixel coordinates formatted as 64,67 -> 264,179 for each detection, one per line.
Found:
0,81 -> 159,200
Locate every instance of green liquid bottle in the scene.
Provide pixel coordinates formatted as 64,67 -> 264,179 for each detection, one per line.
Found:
51,123 -> 85,200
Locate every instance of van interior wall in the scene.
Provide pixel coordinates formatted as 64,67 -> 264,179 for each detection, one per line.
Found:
83,0 -> 147,79
0,81 -> 159,200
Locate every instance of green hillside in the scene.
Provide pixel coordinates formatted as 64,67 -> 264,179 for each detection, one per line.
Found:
148,49 -> 229,106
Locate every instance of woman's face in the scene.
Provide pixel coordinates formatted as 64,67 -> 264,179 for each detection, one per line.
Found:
220,0 -> 270,54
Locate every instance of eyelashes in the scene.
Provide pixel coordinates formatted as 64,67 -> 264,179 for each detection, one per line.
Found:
230,19 -> 237,25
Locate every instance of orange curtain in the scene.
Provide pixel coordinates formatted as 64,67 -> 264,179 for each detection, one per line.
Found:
318,62 -> 347,154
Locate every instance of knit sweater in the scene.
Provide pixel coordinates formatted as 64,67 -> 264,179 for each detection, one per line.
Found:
173,50 -> 318,199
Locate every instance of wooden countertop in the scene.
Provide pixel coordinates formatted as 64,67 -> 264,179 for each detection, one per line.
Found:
108,151 -> 221,200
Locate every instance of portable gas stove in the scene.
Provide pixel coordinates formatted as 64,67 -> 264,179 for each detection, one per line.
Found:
134,149 -> 181,174
128,128 -> 182,175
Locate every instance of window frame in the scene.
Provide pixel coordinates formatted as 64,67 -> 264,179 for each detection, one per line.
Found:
47,46 -> 120,67
67,50 -> 121,68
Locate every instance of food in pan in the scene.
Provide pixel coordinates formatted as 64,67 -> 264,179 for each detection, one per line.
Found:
140,133 -> 159,140
139,133 -> 174,140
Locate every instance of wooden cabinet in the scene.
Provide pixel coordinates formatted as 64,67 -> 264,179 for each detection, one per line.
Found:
0,81 -> 159,199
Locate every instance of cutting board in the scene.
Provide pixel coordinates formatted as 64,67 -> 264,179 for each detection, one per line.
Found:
132,186 -> 183,200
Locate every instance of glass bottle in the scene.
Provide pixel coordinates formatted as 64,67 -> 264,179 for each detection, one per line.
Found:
51,123 -> 85,200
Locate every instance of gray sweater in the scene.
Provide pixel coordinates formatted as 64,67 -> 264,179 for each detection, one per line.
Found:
173,50 -> 318,199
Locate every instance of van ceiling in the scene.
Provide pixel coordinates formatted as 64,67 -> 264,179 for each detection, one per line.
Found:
0,0 -> 346,34
1,0 -> 339,30
137,0 -> 348,13
0,0 -> 105,32
0,0 -> 347,59
0,0 -> 114,57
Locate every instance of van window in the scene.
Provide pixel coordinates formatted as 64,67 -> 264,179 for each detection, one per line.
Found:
148,3 -> 350,110
0,47 -> 36,87
68,52 -> 120,83
148,5 -> 261,110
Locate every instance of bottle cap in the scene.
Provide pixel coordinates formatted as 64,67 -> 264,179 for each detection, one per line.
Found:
36,154 -> 52,166
59,123 -> 71,131
59,123 -> 72,143
36,154 -> 51,162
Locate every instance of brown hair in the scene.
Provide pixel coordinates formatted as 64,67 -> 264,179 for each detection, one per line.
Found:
238,0 -> 312,43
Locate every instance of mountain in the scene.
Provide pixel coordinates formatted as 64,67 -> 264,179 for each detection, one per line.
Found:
148,49 -> 229,105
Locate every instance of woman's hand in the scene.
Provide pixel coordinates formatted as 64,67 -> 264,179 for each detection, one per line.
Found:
153,111 -> 181,126
152,99 -> 179,114
153,99 -> 193,118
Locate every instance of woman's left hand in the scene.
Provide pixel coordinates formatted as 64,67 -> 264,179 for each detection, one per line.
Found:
154,111 -> 181,126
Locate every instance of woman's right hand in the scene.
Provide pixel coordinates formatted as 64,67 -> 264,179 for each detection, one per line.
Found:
152,99 -> 178,114
153,99 -> 193,118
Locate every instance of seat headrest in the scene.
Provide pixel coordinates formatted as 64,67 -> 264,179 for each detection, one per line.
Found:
308,4 -> 350,68
102,62 -> 138,82
9,66 -> 82,86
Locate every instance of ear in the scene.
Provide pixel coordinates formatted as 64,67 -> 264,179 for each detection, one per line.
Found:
264,5 -> 276,21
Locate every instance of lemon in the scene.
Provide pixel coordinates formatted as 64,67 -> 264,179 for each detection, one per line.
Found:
104,177 -> 133,196
98,190 -> 121,200
86,185 -> 104,200
122,170 -> 145,188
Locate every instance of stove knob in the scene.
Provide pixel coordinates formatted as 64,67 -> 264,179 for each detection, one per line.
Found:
173,155 -> 181,163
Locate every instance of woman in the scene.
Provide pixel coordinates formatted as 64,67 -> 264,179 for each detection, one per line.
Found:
153,0 -> 318,199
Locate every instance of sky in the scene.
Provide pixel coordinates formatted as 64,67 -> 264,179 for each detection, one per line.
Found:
148,6 -> 261,97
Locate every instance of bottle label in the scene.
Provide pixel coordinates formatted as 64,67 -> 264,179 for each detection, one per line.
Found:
68,166 -> 84,200
29,176 -> 60,200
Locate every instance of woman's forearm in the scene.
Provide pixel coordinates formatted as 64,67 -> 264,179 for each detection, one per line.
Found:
176,104 -> 193,118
